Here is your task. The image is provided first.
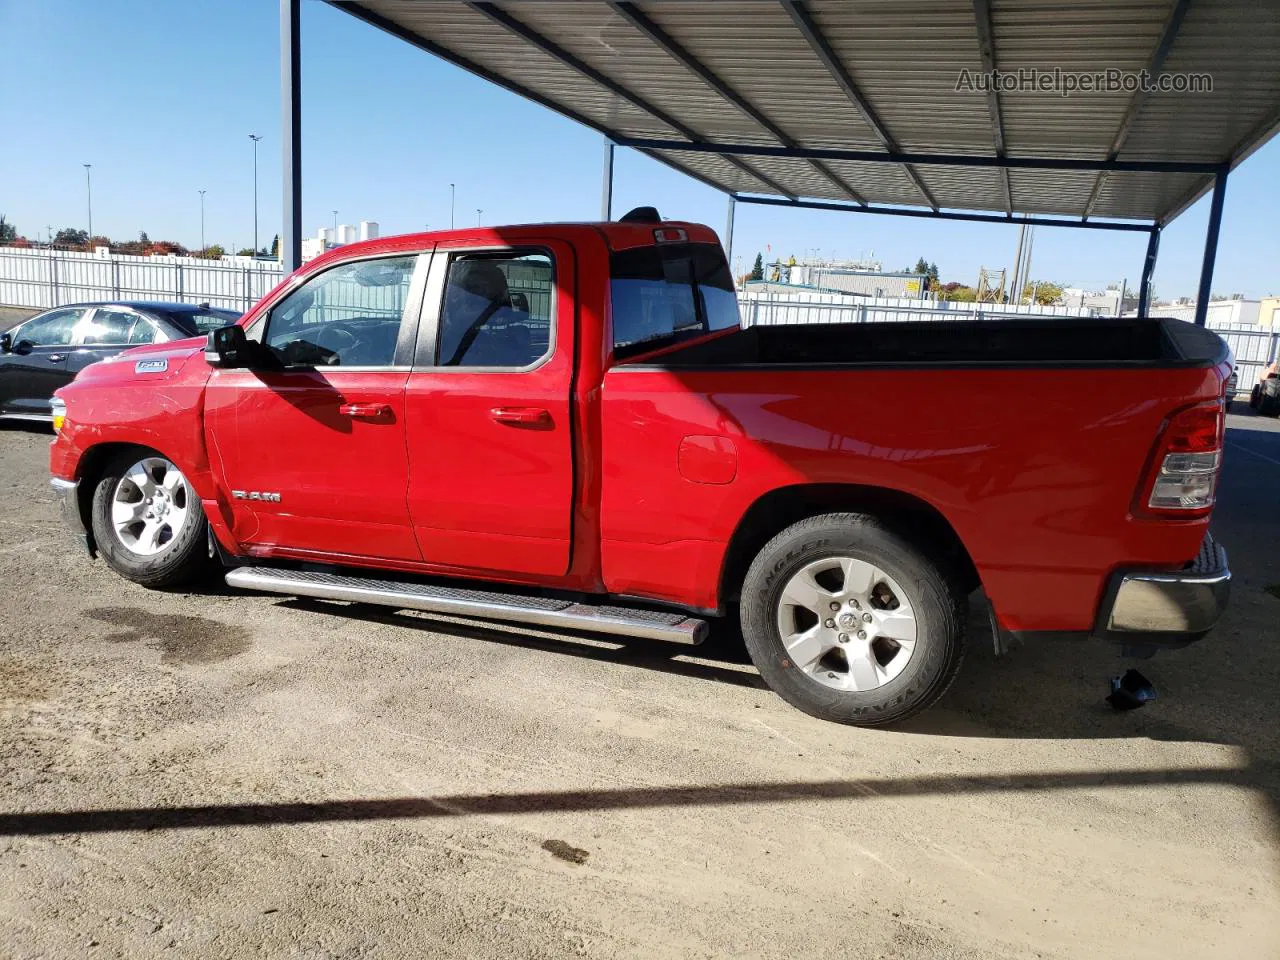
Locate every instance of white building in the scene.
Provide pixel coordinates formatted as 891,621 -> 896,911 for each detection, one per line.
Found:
301,219 -> 380,262
1137,296 -> 1261,325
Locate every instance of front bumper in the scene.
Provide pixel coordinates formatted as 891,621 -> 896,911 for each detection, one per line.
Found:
50,477 -> 93,558
1095,533 -> 1230,651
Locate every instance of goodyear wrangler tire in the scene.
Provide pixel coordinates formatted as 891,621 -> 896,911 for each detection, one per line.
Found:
90,449 -> 212,588
740,513 -> 967,726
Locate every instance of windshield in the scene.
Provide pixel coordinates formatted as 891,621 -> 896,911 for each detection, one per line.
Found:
610,241 -> 739,359
156,307 -> 243,337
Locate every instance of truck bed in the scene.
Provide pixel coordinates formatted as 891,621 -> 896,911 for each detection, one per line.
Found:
636,317 -> 1227,369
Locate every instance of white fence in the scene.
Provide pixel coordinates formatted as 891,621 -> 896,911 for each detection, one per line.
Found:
739,294 -> 1088,327
2,245 -> 1273,395
0,245 -> 284,314
740,294 -> 1278,396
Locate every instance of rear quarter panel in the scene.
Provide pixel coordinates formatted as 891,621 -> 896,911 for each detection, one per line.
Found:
600,363 -> 1224,631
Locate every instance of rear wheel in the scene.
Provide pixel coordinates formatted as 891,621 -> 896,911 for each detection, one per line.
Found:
740,513 -> 967,726
90,450 -> 211,588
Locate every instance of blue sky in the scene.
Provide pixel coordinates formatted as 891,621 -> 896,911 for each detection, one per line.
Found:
1,0 -> 1276,300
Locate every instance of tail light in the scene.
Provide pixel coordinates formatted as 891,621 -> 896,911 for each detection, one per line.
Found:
1138,400 -> 1223,516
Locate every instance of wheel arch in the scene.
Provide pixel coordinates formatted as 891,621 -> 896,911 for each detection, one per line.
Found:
74,441 -> 170,555
718,483 -> 980,609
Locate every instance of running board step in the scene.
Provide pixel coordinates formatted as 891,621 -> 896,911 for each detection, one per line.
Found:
225,566 -> 708,645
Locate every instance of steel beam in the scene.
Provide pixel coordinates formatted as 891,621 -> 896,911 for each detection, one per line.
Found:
724,195 -> 736,262
608,1 -> 864,204
780,0 -> 934,209
328,1 -> 736,197
1083,0 -> 1193,220
1193,171 -> 1228,327
970,0 -> 1013,213
733,193 -> 1155,232
616,137 -> 1225,175
1138,228 -> 1161,317
601,139 -> 614,220
468,2 -> 797,198
280,0 -> 302,273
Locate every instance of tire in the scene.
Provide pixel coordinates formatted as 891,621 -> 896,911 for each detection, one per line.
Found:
1250,385 -> 1262,409
90,449 -> 211,588
740,513 -> 967,726
1261,391 -> 1280,418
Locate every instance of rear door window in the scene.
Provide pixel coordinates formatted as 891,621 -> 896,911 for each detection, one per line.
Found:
76,308 -> 160,346
610,242 -> 739,358
435,251 -> 554,368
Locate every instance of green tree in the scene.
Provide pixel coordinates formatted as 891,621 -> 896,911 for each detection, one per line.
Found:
202,244 -> 225,260
1022,280 -> 1065,306
53,227 -> 89,248
236,247 -> 256,257
909,257 -> 939,287
749,252 -> 764,281
939,282 -> 977,302
0,216 -> 16,244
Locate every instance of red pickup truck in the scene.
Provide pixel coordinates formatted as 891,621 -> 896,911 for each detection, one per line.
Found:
48,212 -> 1231,725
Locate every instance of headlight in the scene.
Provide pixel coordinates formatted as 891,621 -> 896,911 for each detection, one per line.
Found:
50,397 -> 67,433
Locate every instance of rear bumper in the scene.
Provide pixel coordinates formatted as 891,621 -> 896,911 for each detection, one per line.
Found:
50,477 -> 93,558
1094,533 -> 1229,650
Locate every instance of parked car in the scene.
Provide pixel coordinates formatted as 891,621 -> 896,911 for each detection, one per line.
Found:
46,215 -> 1232,726
1226,365 -> 1238,412
1249,361 -> 1280,416
0,301 -> 241,423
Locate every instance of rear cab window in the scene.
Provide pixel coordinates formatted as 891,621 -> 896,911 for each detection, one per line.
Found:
609,241 -> 739,360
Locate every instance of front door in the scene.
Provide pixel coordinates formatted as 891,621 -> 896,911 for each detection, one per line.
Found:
205,251 -> 430,562
0,306 -> 86,418
404,242 -> 576,577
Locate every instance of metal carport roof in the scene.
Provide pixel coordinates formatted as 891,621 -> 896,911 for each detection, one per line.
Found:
277,0 -> 1280,324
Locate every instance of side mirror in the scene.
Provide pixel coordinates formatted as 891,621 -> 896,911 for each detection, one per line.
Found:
12,339 -> 33,357
205,324 -> 251,368
0,332 -> 10,354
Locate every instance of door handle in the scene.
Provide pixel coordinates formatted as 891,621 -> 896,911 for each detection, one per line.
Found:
338,402 -> 392,419
490,406 -> 552,427
47,354 -> 66,363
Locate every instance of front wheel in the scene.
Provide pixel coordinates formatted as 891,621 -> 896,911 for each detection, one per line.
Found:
740,513 -> 967,726
90,450 -> 211,588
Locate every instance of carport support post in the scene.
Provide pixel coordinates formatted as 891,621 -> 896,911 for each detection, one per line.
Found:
724,194 -> 736,262
1138,227 -> 1160,317
600,139 -> 614,221
280,0 -> 302,274
1194,170 -> 1228,327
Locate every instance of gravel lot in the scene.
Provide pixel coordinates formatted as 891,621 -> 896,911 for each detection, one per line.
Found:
2,414 -> 1278,959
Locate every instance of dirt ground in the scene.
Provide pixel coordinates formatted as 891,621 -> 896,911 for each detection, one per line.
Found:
2,412 -> 1278,960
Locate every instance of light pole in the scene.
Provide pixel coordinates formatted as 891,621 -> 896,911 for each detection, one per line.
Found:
83,164 -> 93,241
476,208 -> 482,226
198,190 -> 206,253
249,134 -> 263,257
333,209 -> 338,238
450,183 -> 455,229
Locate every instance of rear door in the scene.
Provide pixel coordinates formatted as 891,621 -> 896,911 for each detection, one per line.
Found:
404,241 -> 576,576
0,307 -> 86,418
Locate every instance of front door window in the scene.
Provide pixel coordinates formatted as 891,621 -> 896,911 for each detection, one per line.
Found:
263,255 -> 419,368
